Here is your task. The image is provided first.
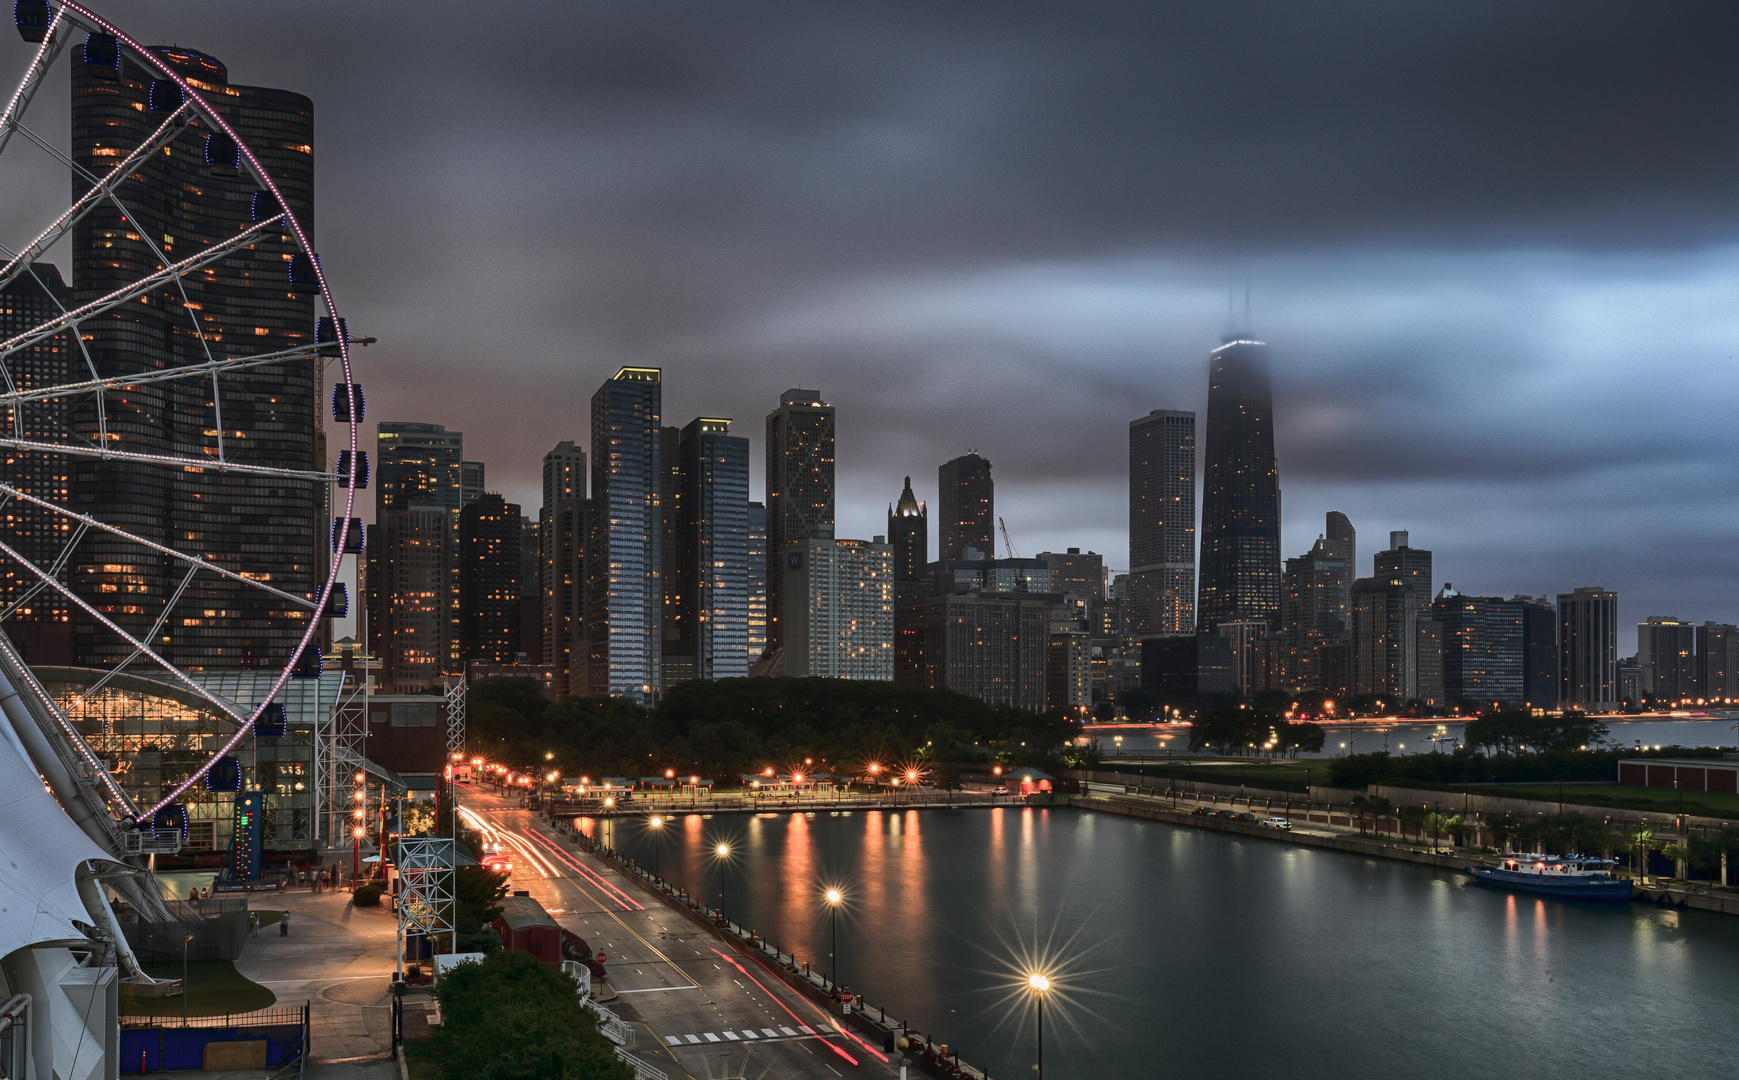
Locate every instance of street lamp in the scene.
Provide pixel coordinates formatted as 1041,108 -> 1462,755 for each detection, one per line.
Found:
604,797 -> 614,848
182,934 -> 196,1023
1027,973 -> 1050,1079
825,888 -> 843,988
715,843 -> 731,922
648,816 -> 663,878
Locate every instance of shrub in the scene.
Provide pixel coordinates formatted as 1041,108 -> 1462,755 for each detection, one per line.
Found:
435,950 -> 632,1080
352,883 -> 382,907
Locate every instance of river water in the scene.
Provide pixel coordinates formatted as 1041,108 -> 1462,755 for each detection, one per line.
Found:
582,806 -> 1739,1080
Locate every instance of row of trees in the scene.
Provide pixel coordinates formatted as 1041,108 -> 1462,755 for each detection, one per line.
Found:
1327,744 -> 1728,790
1186,708 -> 1325,757
467,676 -> 1087,782
431,950 -> 632,1080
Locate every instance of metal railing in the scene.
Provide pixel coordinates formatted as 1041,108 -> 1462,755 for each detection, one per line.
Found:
614,1047 -> 666,1080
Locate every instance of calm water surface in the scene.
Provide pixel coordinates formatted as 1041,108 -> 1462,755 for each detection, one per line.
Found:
583,807 -> 1739,1080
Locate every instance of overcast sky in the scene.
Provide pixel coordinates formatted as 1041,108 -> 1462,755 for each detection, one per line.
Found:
10,1 -> 1739,653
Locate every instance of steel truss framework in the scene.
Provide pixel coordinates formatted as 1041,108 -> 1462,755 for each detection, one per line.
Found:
395,836 -> 456,968
0,0 -> 364,830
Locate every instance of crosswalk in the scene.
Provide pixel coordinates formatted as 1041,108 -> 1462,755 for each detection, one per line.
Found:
664,1024 -> 836,1046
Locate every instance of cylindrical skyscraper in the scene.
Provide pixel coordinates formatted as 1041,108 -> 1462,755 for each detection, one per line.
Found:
1197,339 -> 1280,633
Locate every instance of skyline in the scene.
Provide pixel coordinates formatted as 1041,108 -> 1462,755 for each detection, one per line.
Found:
3,2 -> 1737,655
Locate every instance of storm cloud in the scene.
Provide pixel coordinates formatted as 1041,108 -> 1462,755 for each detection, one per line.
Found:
8,0 -> 1739,652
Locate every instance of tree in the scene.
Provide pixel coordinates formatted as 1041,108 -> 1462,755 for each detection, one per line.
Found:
435,950 -> 632,1080
1189,708 -> 1265,755
454,866 -> 508,936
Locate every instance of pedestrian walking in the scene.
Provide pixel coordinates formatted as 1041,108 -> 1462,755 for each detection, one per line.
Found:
280,910 -> 290,937
300,868 -> 308,889
249,912 -> 259,936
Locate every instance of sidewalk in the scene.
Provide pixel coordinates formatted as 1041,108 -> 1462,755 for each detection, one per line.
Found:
233,884 -> 411,1064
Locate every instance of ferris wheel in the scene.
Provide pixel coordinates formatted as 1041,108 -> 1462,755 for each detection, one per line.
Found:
0,1 -> 360,835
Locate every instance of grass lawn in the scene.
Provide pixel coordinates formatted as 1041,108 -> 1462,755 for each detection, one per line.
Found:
403,1040 -> 440,1080
1128,758 -> 1336,789
1467,782 -> 1739,819
121,959 -> 276,1017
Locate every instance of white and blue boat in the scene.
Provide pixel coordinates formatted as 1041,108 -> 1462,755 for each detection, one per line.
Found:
1467,854 -> 1633,903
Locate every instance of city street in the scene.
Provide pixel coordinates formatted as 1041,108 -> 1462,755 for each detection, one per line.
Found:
457,784 -> 902,1080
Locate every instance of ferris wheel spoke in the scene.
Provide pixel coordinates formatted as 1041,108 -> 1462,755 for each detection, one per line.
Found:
0,482 -> 319,610
0,342 -> 329,408
0,431 -> 335,480
0,534 -> 250,732
0,214 -> 286,363
0,6 -> 71,161
0,520 -> 86,623
0,110 -> 188,298
74,563 -> 199,703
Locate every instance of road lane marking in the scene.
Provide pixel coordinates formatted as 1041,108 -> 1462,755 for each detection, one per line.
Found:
779,1026 -> 798,1036
685,1034 -> 701,1044
800,1025 -> 815,1034
761,1029 -> 778,1038
742,1030 -> 758,1039
725,1032 -> 740,1040
616,985 -> 699,994
665,1037 -> 680,1046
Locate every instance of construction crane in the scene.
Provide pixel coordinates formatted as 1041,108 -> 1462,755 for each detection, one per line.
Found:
999,516 -> 1019,559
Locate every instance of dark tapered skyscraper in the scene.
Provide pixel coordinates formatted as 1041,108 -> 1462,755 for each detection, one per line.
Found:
889,476 -> 927,604
586,367 -> 662,702
938,453 -> 994,560
673,418 -> 750,682
1197,339 -> 1280,632
765,389 -> 834,654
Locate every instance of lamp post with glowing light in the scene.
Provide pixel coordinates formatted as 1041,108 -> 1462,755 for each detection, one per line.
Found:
1028,973 -> 1050,1079
825,888 -> 843,988
648,816 -> 663,878
603,797 -> 615,848
715,843 -> 731,923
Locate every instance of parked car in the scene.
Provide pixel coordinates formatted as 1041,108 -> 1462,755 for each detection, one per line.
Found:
1259,817 -> 1293,830
991,787 -> 1010,796
1234,812 -> 1257,821
1192,807 -> 1213,817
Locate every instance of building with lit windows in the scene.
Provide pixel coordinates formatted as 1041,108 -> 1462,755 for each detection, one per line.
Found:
1637,616 -> 1697,700
539,441 -> 586,694
747,501 -> 767,664
670,418 -> 750,682
1128,408 -> 1196,638
71,47 -> 320,673
375,422 -> 465,671
765,389 -> 834,656
896,591 -> 1047,711
782,537 -> 892,680
1197,340 -> 1279,633
889,477 -> 928,604
1559,586 -> 1618,712
938,453 -> 994,561
0,264 -> 74,665
459,493 -> 522,664
585,368 -> 662,702
371,507 -> 451,692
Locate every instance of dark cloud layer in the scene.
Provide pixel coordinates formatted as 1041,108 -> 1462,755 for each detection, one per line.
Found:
7,1 -> 1739,652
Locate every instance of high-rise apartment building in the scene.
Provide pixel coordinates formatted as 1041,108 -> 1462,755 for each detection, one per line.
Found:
1324,511 -> 1356,576
373,508 -> 451,691
782,538 -> 893,680
539,441 -> 586,692
1198,340 -> 1279,633
1128,409 -> 1196,638
1697,623 -> 1739,701
1046,630 -> 1092,713
747,502 -> 767,664
1350,575 -> 1416,702
585,368 -> 662,702
0,265 -> 74,665
888,477 -> 928,604
1519,596 -> 1559,709
1281,537 -> 1349,692
1039,549 -> 1106,601
896,592 -> 1047,710
1432,587 -> 1525,709
461,461 -> 486,506
1373,531 -> 1441,705
938,453 -> 994,561
765,389 -> 834,655
71,48 -> 320,672
458,493 -> 522,664
670,418 -> 750,682
1559,587 -> 1618,712
376,422 -> 464,671
1637,616 -> 1697,700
